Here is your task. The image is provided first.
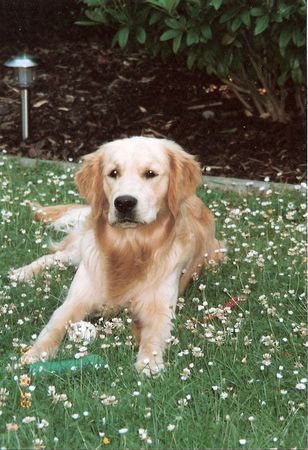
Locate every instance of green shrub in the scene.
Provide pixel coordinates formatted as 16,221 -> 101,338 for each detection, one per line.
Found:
77,0 -> 306,122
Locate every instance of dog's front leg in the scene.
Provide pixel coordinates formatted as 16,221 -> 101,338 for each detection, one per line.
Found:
21,263 -> 100,364
133,272 -> 179,376
9,232 -> 81,282
9,251 -> 73,282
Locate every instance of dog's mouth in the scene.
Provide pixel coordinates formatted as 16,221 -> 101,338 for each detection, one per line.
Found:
108,207 -> 147,228
116,215 -> 140,228
118,220 -> 139,228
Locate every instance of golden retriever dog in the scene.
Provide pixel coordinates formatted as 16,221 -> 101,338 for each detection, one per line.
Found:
10,137 -> 224,375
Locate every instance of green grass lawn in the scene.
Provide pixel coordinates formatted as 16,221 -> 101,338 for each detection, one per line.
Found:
0,156 -> 306,449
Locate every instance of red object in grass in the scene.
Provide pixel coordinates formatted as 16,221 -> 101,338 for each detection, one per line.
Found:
222,296 -> 240,309
206,296 -> 240,321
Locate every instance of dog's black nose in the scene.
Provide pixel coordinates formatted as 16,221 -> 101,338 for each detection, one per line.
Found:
114,195 -> 137,213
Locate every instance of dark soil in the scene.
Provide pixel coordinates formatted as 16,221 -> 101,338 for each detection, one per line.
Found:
0,9 -> 306,184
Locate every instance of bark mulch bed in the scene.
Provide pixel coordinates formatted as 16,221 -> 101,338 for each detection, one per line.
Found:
0,27 -> 306,184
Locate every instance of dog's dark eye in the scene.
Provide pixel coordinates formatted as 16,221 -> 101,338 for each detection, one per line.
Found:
109,169 -> 118,178
144,170 -> 158,179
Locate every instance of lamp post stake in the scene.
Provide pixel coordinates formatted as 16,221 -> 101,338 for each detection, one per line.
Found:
4,53 -> 38,141
21,88 -> 29,140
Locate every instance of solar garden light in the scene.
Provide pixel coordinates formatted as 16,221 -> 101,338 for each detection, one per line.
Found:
4,53 -> 38,140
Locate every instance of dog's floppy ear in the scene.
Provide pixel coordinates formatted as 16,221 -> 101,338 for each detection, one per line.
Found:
166,141 -> 202,218
75,150 -> 107,219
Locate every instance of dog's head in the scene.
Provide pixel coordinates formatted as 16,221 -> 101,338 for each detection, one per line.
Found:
75,137 -> 202,226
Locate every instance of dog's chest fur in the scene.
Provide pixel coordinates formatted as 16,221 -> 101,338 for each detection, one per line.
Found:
80,215 -> 193,307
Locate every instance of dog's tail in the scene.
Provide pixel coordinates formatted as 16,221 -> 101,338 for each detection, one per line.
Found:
31,202 -> 91,232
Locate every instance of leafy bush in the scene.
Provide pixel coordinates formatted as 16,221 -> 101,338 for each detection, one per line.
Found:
77,0 -> 306,122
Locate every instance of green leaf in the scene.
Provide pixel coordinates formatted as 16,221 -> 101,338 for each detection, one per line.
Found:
221,33 -> 236,46
187,51 -> 197,69
210,0 -> 223,10
292,28 -> 305,47
117,27 -> 130,48
75,20 -> 99,26
220,7 -> 241,24
83,0 -> 102,5
290,56 -> 300,70
254,15 -> 269,35
172,33 -> 183,53
250,7 -> 265,17
166,0 -> 181,14
149,11 -> 162,25
279,27 -> 292,47
206,64 -> 215,75
186,29 -> 199,46
233,39 -> 243,49
160,29 -> 181,41
165,18 -> 181,29
279,45 -> 286,57
217,61 -> 229,78
272,12 -> 283,23
136,27 -> 146,44
231,16 -> 242,33
277,71 -> 289,87
278,3 -> 293,18
291,67 -> 304,84
85,8 -> 106,23
240,10 -> 251,27
201,24 -> 212,40
149,0 -> 180,14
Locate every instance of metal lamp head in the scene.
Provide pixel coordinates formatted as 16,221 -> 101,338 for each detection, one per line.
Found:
4,54 -> 37,88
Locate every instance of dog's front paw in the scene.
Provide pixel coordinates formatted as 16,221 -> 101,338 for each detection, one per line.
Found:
135,357 -> 165,377
20,350 -> 39,365
20,348 -> 49,365
9,266 -> 33,283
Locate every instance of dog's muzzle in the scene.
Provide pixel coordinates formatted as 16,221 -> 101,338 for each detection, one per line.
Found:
114,195 -> 138,223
